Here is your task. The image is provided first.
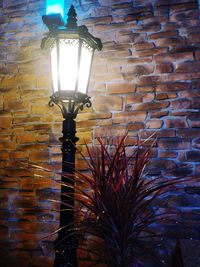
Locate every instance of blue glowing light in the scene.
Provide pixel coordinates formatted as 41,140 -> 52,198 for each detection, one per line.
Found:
46,0 -> 65,18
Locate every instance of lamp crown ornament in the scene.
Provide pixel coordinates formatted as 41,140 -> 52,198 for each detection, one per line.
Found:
66,5 -> 77,28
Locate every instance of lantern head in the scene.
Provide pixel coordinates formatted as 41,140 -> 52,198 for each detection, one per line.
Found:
41,5 -> 102,105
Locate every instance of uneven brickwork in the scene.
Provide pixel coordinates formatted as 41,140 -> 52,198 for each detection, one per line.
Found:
0,0 -> 200,266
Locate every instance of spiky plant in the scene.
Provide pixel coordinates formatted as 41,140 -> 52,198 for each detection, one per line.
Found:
32,136 -> 196,266
57,136 -> 190,267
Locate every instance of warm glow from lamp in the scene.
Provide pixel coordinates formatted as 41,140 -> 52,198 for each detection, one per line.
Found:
50,39 -> 94,95
59,39 -> 79,92
46,0 -> 65,18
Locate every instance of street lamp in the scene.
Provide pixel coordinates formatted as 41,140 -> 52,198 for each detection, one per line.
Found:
41,5 -> 102,267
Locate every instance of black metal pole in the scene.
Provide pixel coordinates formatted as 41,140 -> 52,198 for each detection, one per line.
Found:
54,115 -> 78,267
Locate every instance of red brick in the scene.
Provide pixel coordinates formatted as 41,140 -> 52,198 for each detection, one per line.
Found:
122,64 -> 154,79
106,81 -> 135,94
146,119 -> 163,129
171,99 -> 191,109
165,118 -> 188,128
82,16 -> 112,26
4,168 -> 32,177
98,119 -> 112,127
195,50 -> 200,60
170,45 -> 195,54
156,82 -> 191,92
149,30 -> 178,39
124,137 -> 139,146
131,101 -> 169,111
127,57 -> 153,64
0,151 -> 9,160
193,139 -> 200,149
125,93 -> 155,106
158,139 -> 190,150
76,120 -> 96,129
127,122 -> 144,131
186,151 -> 200,162
162,22 -> 179,31
77,112 -> 112,121
170,1 -> 198,12
188,112 -> 200,121
177,129 -> 200,139
134,42 -> 155,51
17,133 -> 37,144
135,22 -> 161,32
31,105 -> 52,114
167,72 -> 200,82
0,226 -> 9,241
0,76 -> 20,88
24,124 -> 52,132
138,75 -> 165,86
125,94 -> 143,105
29,151 -> 49,162
147,159 -> 176,170
192,80 -> 200,89
113,111 -> 147,124
94,21 -> 135,33
149,110 -> 169,118
0,141 -> 16,150
180,89 -> 200,98
155,63 -> 173,74
93,96 -> 123,111
176,61 -> 200,73
94,71 -> 123,83
154,37 -> 185,48
154,52 -> 193,63
195,164 -> 200,174
116,31 -> 141,43
188,33 -> 200,44
10,151 -> 28,159
137,86 -> 156,93
142,93 -> 155,102
77,131 -> 91,145
94,126 -> 127,138
125,10 -> 153,22
171,9 -> 199,23
155,93 -> 168,100
140,129 -> 175,139
0,116 -> 12,128
188,119 -> 200,128
159,151 -> 178,158
134,47 -> 168,57
37,134 -> 49,143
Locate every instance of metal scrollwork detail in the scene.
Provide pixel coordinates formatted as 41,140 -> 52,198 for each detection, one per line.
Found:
48,92 -> 92,119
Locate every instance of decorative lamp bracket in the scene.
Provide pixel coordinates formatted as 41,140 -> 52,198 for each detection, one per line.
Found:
48,92 -> 92,119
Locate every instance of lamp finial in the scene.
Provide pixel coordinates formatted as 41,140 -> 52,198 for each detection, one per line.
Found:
66,5 -> 77,28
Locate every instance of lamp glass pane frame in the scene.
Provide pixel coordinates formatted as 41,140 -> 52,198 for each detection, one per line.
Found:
50,35 -> 94,97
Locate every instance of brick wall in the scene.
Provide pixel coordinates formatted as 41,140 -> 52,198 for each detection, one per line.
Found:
0,0 -> 200,266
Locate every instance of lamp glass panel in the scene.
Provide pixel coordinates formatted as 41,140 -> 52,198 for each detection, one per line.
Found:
50,46 -> 58,93
59,39 -> 79,92
77,41 -> 93,94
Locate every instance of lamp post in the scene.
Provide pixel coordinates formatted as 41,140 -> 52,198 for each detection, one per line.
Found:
41,5 -> 102,267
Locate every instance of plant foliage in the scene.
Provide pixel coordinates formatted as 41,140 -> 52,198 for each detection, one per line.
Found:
58,136 -> 191,267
